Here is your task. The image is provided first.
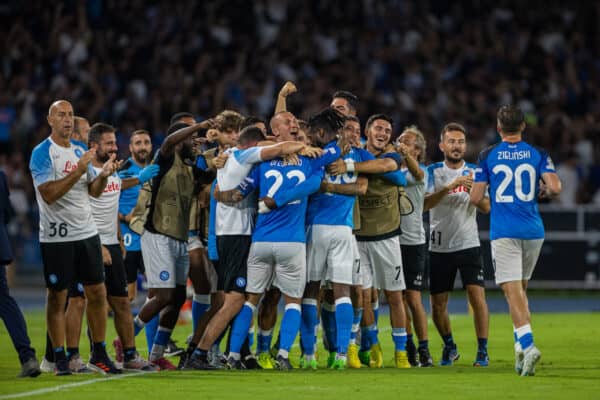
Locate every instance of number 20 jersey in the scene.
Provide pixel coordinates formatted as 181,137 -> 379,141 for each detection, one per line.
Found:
475,140 -> 555,240
29,137 -> 98,243
427,161 -> 480,253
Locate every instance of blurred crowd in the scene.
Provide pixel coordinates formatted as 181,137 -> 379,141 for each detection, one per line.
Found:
1,0 -> 600,270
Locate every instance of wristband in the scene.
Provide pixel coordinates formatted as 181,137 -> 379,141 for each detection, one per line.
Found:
258,200 -> 270,214
344,159 -> 355,173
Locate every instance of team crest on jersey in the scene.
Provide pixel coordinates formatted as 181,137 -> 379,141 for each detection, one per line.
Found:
49,274 -> 58,284
77,283 -> 84,293
74,148 -> 83,157
159,271 -> 170,281
235,277 -> 246,288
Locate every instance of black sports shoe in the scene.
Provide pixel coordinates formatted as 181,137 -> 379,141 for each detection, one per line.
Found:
88,353 -> 122,375
55,359 -> 72,376
18,357 -> 41,378
226,357 -> 246,370
418,347 -> 434,367
275,355 -> 293,371
406,341 -> 419,367
164,339 -> 185,357
178,352 -> 189,370
182,354 -> 217,370
242,355 -> 262,370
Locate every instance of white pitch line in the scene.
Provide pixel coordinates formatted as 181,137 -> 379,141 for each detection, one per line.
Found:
0,371 -> 150,400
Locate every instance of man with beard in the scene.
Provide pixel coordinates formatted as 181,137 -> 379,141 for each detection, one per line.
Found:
87,123 -> 155,371
131,119 -> 215,370
29,100 -> 119,375
424,123 -> 490,367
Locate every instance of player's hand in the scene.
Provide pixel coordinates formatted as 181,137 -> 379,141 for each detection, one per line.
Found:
138,164 -> 160,184
278,81 -> 297,98
298,146 -> 323,158
101,245 -> 112,266
449,174 -> 473,191
198,118 -> 217,131
77,149 -> 95,170
282,153 -> 300,166
327,158 -> 346,176
397,143 -> 410,157
192,137 -> 208,155
100,153 -> 120,178
258,197 -> 276,213
214,153 -> 229,169
206,129 -> 220,143
337,135 -> 351,155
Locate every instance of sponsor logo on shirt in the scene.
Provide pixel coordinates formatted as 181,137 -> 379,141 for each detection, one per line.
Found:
62,160 -> 78,174
103,181 -> 121,193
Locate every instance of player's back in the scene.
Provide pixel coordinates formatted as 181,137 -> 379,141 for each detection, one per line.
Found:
477,140 -> 552,240
253,156 -> 316,243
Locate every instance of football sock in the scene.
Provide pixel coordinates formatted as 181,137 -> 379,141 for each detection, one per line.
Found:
150,327 -> 172,362
350,307 -> 363,345
257,328 -> 273,354
392,327 -> 407,351
516,324 -> 534,352
321,301 -> 337,352
442,333 -> 455,347
335,297 -> 353,355
300,299 -> 318,356
192,294 -> 210,334
229,302 -> 255,355
279,303 -> 301,353
144,315 -> 159,355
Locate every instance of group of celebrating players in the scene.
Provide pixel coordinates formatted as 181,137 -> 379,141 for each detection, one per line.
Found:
25,81 -> 562,377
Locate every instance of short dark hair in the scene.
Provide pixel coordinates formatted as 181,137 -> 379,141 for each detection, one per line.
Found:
332,90 -> 359,112
170,112 -> 194,125
88,122 -> 116,145
345,115 -> 360,124
497,105 -> 525,134
167,122 -> 190,135
238,126 -> 266,146
241,116 -> 266,130
440,122 -> 466,141
365,114 -> 393,132
308,108 -> 346,137
130,129 -> 150,142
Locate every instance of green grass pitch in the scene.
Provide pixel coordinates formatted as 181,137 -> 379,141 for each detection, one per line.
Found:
1,311 -> 599,399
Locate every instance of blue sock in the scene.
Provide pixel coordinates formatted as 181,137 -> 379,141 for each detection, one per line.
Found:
192,294 -> 210,334
154,326 -> 171,346
321,302 -> 337,352
133,315 -> 145,336
229,302 -> 255,355
279,304 -> 301,353
513,327 -> 518,344
516,324 -> 534,352
350,307 -> 363,343
300,300 -> 318,356
257,329 -> 273,354
360,327 -> 371,351
392,327 -> 407,351
418,340 -> 429,350
335,297 -> 353,355
366,323 -> 379,346
442,333 -> 455,347
477,338 -> 488,352
144,315 -> 159,355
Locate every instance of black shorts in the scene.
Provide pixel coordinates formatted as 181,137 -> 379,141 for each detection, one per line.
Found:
124,250 -> 145,284
68,281 -> 85,298
41,235 -> 104,291
216,235 -> 251,293
401,243 -> 427,291
103,245 -> 128,297
429,247 -> 484,295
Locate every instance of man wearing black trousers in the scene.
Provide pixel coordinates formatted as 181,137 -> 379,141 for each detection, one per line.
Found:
0,170 -> 41,377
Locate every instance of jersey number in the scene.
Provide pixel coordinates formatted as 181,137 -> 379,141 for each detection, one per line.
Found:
123,233 -> 132,247
265,169 -> 306,203
492,164 -> 536,203
49,222 -> 68,238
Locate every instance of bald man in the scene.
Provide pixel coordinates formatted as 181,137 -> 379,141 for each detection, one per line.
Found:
29,100 -> 121,375
270,112 -> 300,142
72,117 -> 90,145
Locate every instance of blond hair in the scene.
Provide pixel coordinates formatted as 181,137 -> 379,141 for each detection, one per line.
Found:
400,125 -> 427,163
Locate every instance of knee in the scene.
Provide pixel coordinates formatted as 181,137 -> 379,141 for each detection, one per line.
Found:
69,297 -> 87,313
431,299 -> 446,314
47,289 -> 67,309
110,296 -> 130,313
84,284 -> 107,303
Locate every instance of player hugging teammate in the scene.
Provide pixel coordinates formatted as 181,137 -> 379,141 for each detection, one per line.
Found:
27,89 -> 559,377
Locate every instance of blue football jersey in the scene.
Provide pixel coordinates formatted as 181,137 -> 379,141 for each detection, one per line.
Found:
307,145 -> 368,228
118,158 -> 143,251
475,140 -> 556,240
248,156 -> 324,243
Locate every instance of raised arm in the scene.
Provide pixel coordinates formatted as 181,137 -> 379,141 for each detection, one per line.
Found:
397,143 -> 424,181
160,119 -> 215,158
274,81 -> 297,114
121,164 -> 160,190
